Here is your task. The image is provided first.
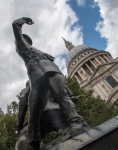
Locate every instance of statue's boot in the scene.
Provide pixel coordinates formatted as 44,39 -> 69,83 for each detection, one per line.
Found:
69,116 -> 90,137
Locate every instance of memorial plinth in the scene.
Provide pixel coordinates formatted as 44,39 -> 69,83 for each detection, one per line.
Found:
41,115 -> 118,150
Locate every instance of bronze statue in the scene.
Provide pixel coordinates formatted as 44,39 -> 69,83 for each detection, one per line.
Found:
16,80 -> 81,134
15,81 -> 82,150
12,17 -> 87,150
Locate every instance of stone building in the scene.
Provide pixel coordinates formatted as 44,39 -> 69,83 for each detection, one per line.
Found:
0,108 -> 4,115
63,38 -> 118,103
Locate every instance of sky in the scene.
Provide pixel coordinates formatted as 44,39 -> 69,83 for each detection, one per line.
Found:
0,0 -> 118,112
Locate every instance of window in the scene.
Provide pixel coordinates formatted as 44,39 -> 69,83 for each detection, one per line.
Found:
106,76 -> 118,88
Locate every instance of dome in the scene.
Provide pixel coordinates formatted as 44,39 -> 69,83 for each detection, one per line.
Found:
66,45 -> 91,67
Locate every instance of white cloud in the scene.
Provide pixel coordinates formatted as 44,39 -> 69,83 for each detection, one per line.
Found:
0,0 -> 83,112
77,0 -> 86,6
89,2 -> 98,8
54,56 -> 68,75
94,0 -> 118,58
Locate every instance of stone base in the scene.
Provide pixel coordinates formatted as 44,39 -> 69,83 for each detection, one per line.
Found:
41,115 -> 118,150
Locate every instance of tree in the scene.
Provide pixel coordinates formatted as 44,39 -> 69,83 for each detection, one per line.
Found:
42,77 -> 118,144
0,102 -> 18,150
7,101 -> 19,116
16,88 -> 25,100
66,77 -> 118,127
1,77 -> 118,148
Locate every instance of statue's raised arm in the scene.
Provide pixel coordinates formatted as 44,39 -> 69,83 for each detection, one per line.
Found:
12,17 -> 34,44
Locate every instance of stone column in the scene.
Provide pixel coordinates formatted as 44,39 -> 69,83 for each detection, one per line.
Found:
114,69 -> 118,78
74,72 -> 83,84
96,83 -> 106,100
96,56 -> 105,64
95,57 -> 101,65
102,80 -> 110,94
85,62 -> 93,73
107,55 -> 113,61
77,67 -> 87,81
74,74 -> 81,84
90,60 -> 96,68
93,85 -> 104,99
103,55 -> 110,62
99,56 -> 106,63
92,58 -> 99,67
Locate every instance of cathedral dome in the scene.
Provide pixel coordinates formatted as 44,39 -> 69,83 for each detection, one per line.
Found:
66,45 -> 91,67
63,38 -> 118,104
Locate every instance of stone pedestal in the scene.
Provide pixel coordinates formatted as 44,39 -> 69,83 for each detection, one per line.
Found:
41,115 -> 118,150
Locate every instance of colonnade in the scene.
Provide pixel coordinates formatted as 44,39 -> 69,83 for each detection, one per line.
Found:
74,54 -> 112,83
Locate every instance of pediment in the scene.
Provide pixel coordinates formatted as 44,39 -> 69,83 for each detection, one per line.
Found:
91,62 -> 116,80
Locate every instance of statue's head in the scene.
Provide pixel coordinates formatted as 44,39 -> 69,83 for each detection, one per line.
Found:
22,34 -> 32,45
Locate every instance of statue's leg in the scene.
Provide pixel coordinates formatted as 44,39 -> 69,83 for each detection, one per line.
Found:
48,73 -> 86,136
48,73 -> 79,120
28,78 -> 49,149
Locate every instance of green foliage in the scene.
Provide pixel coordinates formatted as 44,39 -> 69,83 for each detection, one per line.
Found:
42,130 -> 63,145
66,77 -> 118,127
0,102 -> 18,150
16,88 -> 25,100
42,128 -> 70,145
7,101 -> 19,116
42,77 -> 118,144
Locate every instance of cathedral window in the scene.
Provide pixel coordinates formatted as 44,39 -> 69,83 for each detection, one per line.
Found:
106,76 -> 118,88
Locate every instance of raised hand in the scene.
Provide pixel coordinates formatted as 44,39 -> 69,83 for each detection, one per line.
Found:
23,17 -> 34,25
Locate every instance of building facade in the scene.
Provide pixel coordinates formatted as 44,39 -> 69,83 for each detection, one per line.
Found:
63,38 -> 118,103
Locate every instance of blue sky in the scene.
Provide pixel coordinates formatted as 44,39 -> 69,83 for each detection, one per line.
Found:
68,0 -> 106,50
0,0 -> 118,111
